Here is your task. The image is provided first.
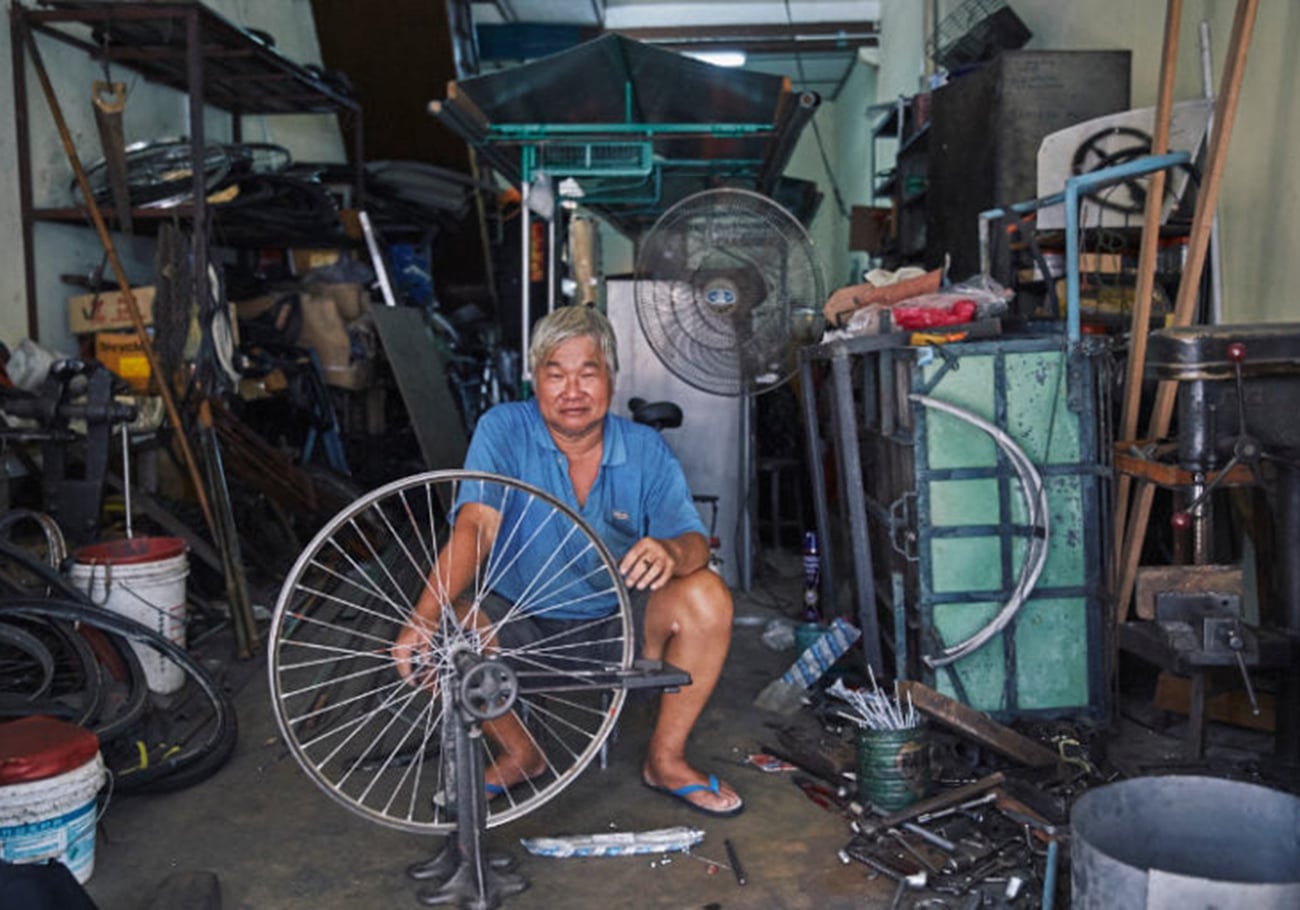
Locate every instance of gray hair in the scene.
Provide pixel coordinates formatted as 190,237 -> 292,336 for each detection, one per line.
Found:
528,305 -> 619,378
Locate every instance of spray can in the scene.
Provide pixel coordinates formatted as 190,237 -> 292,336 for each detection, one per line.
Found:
796,531 -> 825,654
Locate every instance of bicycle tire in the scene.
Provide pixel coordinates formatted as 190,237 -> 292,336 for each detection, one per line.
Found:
268,470 -> 633,834
0,618 -> 57,702
0,598 -> 238,793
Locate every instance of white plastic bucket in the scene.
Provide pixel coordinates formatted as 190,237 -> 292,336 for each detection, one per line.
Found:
70,537 -> 190,693
0,753 -> 106,884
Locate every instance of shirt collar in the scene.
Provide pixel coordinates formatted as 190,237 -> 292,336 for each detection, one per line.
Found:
527,399 -> 626,466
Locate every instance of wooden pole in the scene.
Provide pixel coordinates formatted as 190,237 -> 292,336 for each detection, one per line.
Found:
1115,0 -> 1260,622
20,21 -> 218,541
1112,0 -> 1182,587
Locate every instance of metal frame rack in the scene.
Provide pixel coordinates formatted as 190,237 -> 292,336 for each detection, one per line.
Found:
10,0 -> 365,340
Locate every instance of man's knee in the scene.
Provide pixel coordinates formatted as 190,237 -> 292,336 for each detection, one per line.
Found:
656,568 -> 732,634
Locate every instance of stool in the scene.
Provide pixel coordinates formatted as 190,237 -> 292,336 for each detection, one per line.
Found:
756,455 -> 806,548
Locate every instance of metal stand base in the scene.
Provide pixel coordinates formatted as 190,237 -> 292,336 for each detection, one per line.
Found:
413,839 -> 527,909
404,656 -> 690,909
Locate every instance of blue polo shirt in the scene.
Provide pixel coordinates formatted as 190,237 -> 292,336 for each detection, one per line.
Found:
456,400 -> 705,619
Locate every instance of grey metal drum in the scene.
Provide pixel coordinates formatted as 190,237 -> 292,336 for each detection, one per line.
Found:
1071,775 -> 1300,909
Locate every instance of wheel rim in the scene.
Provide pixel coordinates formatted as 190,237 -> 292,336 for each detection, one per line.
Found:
268,470 -> 633,834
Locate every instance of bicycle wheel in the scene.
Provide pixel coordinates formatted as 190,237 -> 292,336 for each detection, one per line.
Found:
268,470 -> 633,834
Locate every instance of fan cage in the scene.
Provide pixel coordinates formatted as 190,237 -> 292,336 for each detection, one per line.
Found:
633,188 -> 824,397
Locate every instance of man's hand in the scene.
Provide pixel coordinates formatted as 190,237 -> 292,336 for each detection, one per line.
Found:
620,537 -> 677,591
391,615 -> 439,688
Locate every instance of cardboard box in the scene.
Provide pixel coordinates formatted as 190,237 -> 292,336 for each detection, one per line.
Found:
68,287 -> 156,334
291,248 -> 343,275
95,330 -> 152,393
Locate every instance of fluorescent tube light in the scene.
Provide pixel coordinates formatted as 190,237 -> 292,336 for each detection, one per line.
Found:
683,50 -> 747,68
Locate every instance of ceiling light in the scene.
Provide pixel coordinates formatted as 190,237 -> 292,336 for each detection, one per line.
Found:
683,50 -> 747,68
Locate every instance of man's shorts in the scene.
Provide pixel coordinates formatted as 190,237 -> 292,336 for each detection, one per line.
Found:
475,588 -> 649,669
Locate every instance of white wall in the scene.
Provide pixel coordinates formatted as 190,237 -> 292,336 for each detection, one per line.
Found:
0,0 -> 344,357
879,0 -> 1300,323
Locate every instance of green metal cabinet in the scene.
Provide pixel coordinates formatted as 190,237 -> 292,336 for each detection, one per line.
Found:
807,333 -> 1112,720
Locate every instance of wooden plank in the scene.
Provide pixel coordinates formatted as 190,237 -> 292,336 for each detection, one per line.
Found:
1133,564 -> 1242,620
1113,0 -> 1183,590
1115,0 -> 1260,622
897,680 -> 1059,768
1113,449 -> 1255,489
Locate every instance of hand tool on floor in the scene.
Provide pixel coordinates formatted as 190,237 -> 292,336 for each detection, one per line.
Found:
723,839 -> 746,886
753,617 -> 860,714
857,772 -> 1005,839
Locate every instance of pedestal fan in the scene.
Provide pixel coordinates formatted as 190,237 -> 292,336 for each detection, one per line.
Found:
634,188 -> 824,588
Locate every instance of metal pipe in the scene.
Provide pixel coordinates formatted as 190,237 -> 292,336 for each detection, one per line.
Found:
10,9 -> 39,339
799,353 -> 836,613
521,180 -> 532,383
978,152 -> 1191,330
831,349 -> 883,674
547,215 -> 556,314
121,424 -> 133,539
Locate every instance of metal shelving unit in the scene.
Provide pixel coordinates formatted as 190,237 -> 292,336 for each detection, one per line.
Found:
10,0 -> 365,339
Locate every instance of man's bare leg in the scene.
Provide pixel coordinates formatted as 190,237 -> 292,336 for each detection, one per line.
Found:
640,568 -> 739,812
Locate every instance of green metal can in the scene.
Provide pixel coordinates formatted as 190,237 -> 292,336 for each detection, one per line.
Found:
856,725 -> 931,811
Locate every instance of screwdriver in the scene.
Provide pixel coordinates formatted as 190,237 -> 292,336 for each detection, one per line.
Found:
723,838 -> 747,886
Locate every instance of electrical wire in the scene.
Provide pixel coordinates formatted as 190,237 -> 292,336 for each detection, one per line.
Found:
782,0 -> 849,221
910,394 -> 1050,667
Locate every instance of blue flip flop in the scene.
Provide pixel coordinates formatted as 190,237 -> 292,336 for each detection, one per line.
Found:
643,774 -> 744,817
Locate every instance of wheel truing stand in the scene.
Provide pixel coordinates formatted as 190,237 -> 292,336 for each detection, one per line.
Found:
409,650 -> 690,909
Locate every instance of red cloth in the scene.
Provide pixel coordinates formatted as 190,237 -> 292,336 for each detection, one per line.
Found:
892,298 -> 977,330
0,716 -> 100,785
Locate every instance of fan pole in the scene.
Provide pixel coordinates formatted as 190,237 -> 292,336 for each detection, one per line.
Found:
739,391 -> 755,591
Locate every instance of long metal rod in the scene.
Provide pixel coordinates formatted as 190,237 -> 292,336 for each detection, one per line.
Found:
1115,0 -> 1260,622
521,180 -> 532,383
359,210 -> 398,307
120,424 -> 133,539
19,18 -> 218,542
830,349 -> 883,674
11,8 -> 40,340
798,353 -> 836,613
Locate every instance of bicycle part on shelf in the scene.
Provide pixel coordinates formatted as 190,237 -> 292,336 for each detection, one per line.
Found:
224,142 -> 292,178
76,137 -> 231,210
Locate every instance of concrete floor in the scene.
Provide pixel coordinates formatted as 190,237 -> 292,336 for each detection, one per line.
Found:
82,555 -> 904,910
76,549 -> 1298,910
